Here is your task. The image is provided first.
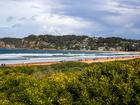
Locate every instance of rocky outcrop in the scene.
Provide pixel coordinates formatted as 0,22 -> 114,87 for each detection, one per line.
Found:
0,41 -> 5,48
0,41 -> 15,48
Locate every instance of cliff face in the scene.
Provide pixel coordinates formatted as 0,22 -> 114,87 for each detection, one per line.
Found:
0,41 -> 16,48
0,36 -> 40,49
0,41 -> 5,48
0,35 -> 140,51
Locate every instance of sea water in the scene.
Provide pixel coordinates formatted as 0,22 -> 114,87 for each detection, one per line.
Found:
0,48 -> 139,64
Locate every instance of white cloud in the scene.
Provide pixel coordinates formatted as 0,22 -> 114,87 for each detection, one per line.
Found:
0,0 -> 94,36
95,0 -> 140,31
35,14 -> 92,34
0,0 -> 140,38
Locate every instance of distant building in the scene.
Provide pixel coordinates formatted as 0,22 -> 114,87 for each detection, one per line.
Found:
98,47 -> 106,51
116,47 -> 122,51
109,47 -> 116,51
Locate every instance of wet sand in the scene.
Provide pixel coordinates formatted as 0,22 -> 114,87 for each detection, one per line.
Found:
3,56 -> 140,67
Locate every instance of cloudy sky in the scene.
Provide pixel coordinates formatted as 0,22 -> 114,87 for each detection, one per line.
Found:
0,0 -> 140,39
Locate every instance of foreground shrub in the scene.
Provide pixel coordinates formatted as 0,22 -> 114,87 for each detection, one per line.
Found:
0,59 -> 140,104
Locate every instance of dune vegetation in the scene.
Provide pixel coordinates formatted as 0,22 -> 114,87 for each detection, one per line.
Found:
0,59 -> 140,105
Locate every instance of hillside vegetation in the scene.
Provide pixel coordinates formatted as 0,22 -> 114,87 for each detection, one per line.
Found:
0,35 -> 140,51
0,59 -> 140,105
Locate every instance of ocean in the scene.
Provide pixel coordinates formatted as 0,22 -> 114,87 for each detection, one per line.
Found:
0,48 -> 139,64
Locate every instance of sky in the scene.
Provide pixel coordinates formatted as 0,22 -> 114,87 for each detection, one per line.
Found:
0,0 -> 140,39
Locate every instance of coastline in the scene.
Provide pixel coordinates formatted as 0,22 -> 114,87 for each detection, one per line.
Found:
80,56 -> 140,63
1,48 -> 140,67
1,47 -> 140,53
4,56 -> 140,67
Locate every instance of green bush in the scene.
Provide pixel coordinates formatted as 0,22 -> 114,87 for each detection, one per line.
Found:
0,59 -> 140,104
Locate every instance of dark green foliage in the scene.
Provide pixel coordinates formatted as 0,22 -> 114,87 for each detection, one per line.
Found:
0,59 -> 140,104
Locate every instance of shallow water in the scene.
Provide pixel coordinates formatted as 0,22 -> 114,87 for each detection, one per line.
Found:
0,48 -> 139,64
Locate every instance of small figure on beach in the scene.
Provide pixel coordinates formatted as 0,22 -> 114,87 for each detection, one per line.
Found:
1,64 -> 6,67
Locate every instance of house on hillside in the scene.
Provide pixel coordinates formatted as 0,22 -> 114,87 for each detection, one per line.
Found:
98,47 -> 106,51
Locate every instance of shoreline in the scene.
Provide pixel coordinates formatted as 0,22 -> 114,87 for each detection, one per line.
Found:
4,56 -> 140,67
1,48 -> 140,53
80,56 -> 140,63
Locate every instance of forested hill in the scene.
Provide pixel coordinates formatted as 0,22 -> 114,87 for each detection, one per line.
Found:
0,35 -> 140,51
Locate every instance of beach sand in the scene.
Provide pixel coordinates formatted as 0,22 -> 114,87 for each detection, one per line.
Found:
3,56 -> 140,67
80,56 -> 140,63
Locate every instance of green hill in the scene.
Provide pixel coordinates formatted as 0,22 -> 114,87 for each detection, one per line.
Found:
0,35 -> 140,51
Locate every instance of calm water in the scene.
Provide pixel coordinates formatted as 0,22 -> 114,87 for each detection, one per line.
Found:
0,48 -> 139,64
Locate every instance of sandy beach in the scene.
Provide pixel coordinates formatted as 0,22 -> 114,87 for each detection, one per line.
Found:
80,56 -> 140,63
3,55 -> 140,67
